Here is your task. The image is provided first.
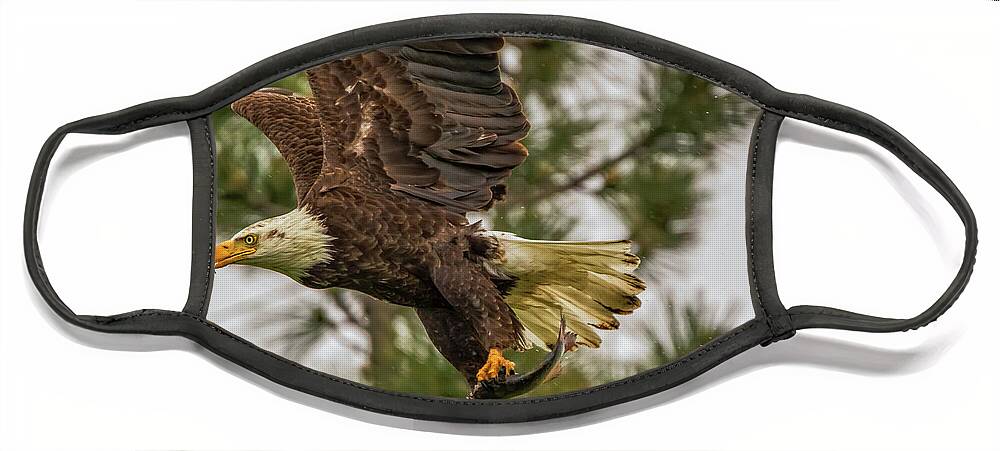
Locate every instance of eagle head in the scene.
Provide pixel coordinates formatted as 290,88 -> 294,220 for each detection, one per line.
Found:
214,207 -> 333,282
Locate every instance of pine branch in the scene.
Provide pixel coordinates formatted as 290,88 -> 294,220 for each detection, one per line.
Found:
526,127 -> 661,204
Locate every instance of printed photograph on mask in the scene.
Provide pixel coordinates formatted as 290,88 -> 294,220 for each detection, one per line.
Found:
209,37 -> 761,399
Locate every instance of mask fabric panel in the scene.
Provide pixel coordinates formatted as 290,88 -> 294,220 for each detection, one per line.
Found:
207,37 -> 761,400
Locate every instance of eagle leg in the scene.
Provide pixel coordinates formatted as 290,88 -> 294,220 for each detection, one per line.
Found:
476,348 -> 517,382
468,316 -> 577,399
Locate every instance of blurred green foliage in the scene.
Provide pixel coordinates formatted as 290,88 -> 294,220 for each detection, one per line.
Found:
213,39 -> 756,398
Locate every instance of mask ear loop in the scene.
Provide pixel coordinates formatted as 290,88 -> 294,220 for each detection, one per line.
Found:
24,111 -> 214,334
771,100 -> 978,333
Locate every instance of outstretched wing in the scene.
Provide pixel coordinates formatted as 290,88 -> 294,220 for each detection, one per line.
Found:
306,37 -> 530,213
230,87 -> 325,204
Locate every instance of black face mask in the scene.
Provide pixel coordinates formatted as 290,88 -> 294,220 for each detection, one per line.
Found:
24,14 -> 977,423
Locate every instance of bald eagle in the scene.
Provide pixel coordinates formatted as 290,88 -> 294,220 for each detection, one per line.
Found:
214,37 -> 645,398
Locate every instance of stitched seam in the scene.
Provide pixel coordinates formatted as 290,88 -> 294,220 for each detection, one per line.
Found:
198,118 -> 214,317
747,112 -> 788,338
105,309 -> 757,405
748,112 -> 772,329
787,310 -> 865,318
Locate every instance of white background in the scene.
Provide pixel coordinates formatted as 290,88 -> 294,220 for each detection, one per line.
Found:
1,1 -> 997,450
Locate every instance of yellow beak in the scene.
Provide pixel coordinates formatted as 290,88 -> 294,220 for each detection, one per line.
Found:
214,239 -> 256,269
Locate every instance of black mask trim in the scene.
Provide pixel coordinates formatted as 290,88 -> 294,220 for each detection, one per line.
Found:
24,13 -> 977,423
747,111 -> 794,346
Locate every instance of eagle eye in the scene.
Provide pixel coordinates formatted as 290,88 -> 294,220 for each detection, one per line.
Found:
244,234 -> 257,246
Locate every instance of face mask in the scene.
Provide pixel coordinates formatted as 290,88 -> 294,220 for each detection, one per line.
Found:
25,14 -> 977,423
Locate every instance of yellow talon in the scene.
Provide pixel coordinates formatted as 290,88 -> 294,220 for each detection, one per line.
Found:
476,348 -> 516,381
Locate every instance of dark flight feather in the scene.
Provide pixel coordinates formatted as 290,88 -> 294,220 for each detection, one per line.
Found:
303,37 -> 530,213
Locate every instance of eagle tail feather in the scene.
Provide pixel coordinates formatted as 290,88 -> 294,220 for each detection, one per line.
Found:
479,231 -> 645,350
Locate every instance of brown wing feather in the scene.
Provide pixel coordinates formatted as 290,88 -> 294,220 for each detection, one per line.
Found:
230,88 -> 325,204
305,37 -> 530,214
304,63 -> 362,170
430,242 -> 525,351
415,307 -> 490,386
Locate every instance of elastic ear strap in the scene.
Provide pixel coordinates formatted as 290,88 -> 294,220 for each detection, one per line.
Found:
775,97 -> 978,333
24,115 -> 210,333
24,124 -> 83,326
